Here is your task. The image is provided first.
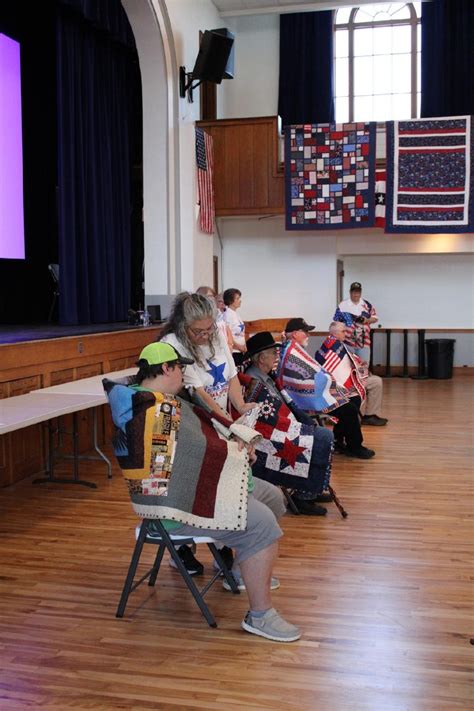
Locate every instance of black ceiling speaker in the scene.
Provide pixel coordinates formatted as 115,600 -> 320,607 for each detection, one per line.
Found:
192,29 -> 234,84
210,28 -> 235,80
179,29 -> 235,101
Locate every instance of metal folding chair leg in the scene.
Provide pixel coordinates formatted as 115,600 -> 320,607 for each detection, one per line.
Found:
281,487 -> 300,515
117,520 -> 233,627
116,520 -> 148,618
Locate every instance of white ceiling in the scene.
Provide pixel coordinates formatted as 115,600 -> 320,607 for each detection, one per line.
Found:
212,0 -> 398,17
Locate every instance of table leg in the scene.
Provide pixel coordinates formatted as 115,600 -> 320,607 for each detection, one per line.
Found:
33,413 -> 97,488
411,328 -> 429,380
402,329 -> 409,377
384,329 -> 392,377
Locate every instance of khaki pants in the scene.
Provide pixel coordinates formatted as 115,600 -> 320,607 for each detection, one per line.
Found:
361,374 -> 383,417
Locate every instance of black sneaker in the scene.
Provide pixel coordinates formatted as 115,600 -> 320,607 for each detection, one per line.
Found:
169,545 -> 204,575
212,545 -> 234,575
311,492 -> 333,503
293,499 -> 327,516
361,415 -> 388,426
345,446 -> 375,459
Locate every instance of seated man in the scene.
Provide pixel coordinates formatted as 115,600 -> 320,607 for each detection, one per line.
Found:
277,318 -> 375,460
241,331 -> 334,516
316,322 -> 387,426
104,342 -> 300,643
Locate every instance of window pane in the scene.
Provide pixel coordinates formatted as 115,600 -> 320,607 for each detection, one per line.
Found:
391,3 -> 411,20
391,93 -> 411,119
354,28 -> 373,57
392,25 -> 411,54
354,95 -> 374,121
373,54 -> 392,94
392,53 -> 411,93
373,26 -> 392,55
354,56 -> 374,95
373,94 -> 394,121
335,57 -> 349,97
335,96 -> 349,124
412,2 -> 422,18
335,8 -> 352,24
335,29 -> 348,58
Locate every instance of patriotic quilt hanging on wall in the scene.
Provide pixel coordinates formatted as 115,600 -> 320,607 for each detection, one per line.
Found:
285,122 -> 377,230
385,116 -> 474,233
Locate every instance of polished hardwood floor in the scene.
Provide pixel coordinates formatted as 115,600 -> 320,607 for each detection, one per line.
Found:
0,378 -> 473,710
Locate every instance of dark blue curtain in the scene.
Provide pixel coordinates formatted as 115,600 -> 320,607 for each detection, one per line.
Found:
56,1 -> 136,325
421,0 -> 474,118
278,11 -> 334,127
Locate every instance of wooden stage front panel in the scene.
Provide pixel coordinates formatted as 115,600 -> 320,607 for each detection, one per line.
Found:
0,327 -> 159,487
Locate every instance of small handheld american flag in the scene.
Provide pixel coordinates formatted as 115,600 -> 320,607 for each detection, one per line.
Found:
195,127 -> 215,234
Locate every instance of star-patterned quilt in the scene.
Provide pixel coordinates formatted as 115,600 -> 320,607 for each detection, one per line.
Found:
239,373 -> 332,494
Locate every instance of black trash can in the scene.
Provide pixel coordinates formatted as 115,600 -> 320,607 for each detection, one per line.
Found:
425,339 -> 456,379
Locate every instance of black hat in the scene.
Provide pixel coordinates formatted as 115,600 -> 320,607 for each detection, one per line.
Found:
284,317 -> 315,333
245,332 -> 282,359
350,282 -> 362,291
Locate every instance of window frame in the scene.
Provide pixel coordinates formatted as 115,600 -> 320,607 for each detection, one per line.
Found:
334,3 -> 420,123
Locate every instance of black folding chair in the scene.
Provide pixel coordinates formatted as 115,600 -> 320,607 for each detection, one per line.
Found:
116,519 -> 240,627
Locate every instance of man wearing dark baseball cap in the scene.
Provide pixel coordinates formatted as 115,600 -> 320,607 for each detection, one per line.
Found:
278,318 -> 375,459
334,282 -> 378,365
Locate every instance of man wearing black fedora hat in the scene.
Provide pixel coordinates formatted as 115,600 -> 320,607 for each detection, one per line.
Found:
240,331 -> 334,516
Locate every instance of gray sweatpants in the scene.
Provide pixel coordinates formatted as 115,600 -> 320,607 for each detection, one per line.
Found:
171,478 -> 285,566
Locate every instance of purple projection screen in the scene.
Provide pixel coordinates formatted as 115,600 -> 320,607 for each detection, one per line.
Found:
0,33 -> 24,259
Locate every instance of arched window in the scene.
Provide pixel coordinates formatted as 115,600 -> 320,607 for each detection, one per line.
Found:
334,2 -> 421,123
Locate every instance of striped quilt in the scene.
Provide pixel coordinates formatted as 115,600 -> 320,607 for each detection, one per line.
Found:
276,340 -> 350,414
104,380 -> 249,531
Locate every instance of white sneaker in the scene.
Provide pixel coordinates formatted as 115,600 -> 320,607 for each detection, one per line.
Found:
223,576 -> 280,592
241,608 -> 301,642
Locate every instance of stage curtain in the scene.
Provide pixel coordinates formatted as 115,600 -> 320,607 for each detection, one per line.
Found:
421,0 -> 474,118
56,1 -> 135,325
278,11 -> 335,128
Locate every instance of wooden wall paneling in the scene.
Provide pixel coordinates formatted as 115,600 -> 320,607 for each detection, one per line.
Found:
197,116 -> 284,216
0,328 -> 160,487
8,375 -> 43,397
253,121 -> 270,208
76,363 -> 103,380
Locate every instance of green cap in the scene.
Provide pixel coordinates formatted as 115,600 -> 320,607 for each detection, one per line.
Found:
138,342 -> 194,366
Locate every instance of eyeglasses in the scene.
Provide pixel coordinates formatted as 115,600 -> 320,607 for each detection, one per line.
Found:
176,363 -> 187,373
189,325 -> 216,338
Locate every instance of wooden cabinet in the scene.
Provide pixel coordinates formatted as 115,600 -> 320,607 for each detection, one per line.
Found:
196,116 -> 284,216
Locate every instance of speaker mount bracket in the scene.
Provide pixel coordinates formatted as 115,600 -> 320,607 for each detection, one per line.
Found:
179,66 -> 203,103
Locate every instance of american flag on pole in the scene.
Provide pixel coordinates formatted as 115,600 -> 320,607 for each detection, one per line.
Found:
195,127 -> 215,234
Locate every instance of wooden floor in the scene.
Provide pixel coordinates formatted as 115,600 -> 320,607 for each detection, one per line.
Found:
0,378 -> 473,710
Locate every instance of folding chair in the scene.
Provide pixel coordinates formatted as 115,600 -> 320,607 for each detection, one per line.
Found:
116,519 -> 240,627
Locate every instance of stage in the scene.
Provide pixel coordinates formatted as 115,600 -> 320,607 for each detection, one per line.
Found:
0,321 -> 154,345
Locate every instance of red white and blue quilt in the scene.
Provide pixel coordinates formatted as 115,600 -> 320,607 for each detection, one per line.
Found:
385,116 -> 474,233
285,122 -> 376,230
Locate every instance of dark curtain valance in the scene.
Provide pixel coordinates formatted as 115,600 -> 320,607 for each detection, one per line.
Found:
421,0 -> 474,117
57,0 -> 136,325
57,0 -> 136,48
278,11 -> 334,127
